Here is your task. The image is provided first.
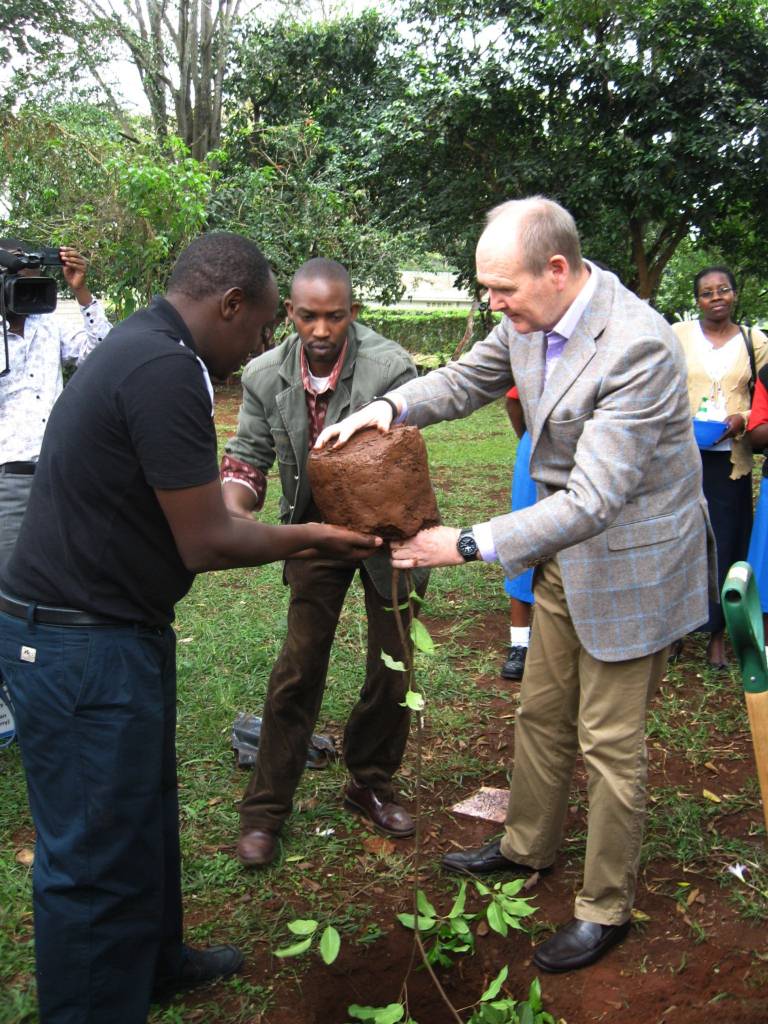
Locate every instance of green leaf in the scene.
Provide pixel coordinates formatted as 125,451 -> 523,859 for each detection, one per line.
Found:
500,879 -> 526,896
409,618 -> 435,654
274,937 -> 313,957
416,890 -> 437,918
448,880 -> 467,918
347,1005 -> 405,1023
480,965 -> 508,1001
402,689 -> 425,711
501,914 -> 525,930
319,924 -> 341,965
486,901 -> 508,936
519,1004 -> 534,1024
287,918 -> 319,936
450,916 -> 470,935
499,899 -> 536,918
472,1004 -> 507,1024
527,977 -> 543,1011
381,650 -> 406,671
397,912 -> 436,931
373,1008 -> 407,1024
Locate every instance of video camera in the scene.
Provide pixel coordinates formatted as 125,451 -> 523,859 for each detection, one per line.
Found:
0,242 -> 64,377
0,244 -> 63,317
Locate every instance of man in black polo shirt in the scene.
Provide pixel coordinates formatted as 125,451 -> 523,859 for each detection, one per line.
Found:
0,232 -> 381,1024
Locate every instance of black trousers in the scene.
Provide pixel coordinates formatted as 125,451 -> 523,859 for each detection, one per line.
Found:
700,450 -> 753,633
239,557 -> 420,833
0,612 -> 182,1024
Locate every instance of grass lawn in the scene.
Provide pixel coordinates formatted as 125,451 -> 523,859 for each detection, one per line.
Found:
1,391 -> 767,1024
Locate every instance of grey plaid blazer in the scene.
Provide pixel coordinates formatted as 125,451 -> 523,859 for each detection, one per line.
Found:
393,265 -> 716,662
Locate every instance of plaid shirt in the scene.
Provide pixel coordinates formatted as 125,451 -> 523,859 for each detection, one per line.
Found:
220,341 -> 348,511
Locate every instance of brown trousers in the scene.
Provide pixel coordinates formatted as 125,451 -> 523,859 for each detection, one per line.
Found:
500,557 -> 669,924
239,557 -> 418,833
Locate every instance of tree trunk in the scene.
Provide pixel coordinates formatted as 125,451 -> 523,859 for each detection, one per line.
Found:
80,0 -> 243,159
629,215 -> 690,301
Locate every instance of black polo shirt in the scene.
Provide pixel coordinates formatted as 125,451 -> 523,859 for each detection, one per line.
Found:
2,297 -> 219,624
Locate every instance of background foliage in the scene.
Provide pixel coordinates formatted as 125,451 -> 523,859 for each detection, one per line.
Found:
0,0 -> 766,321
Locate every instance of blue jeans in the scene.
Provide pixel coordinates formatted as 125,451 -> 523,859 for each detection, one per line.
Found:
0,611 -> 183,1023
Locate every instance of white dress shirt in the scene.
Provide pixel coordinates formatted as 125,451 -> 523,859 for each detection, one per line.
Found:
1,301 -> 112,462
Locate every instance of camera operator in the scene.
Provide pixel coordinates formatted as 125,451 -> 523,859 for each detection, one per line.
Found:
0,242 -> 111,565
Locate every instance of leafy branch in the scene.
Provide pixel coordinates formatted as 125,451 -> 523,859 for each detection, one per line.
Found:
273,918 -> 341,965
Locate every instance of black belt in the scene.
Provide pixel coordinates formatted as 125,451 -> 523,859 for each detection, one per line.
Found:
0,591 -> 125,627
0,462 -> 36,475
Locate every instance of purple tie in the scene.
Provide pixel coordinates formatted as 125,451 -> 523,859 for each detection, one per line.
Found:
544,330 -> 567,385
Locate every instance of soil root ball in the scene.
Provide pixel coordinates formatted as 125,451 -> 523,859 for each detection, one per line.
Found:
308,426 -> 440,540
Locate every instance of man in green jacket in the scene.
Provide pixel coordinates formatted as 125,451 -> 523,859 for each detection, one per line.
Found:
222,258 -> 428,867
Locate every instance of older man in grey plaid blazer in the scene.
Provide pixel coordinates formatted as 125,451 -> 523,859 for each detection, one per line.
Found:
317,196 -> 715,973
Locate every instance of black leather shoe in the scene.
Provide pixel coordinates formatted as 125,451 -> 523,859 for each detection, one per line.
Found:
533,918 -> 630,972
668,638 -> 684,664
442,838 -> 547,875
153,943 -> 244,998
344,781 -> 415,837
500,645 -> 527,680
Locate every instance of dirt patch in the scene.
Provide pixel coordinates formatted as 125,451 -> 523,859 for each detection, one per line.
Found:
214,382 -> 242,433
159,389 -> 768,1023
257,883 -> 767,1024
167,640 -> 767,1024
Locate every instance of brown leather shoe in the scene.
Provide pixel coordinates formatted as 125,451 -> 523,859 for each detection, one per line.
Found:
237,829 -> 279,868
344,781 -> 415,837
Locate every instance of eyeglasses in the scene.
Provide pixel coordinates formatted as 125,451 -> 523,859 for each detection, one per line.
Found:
698,286 -> 734,300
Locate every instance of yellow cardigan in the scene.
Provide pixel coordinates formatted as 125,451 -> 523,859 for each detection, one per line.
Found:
671,319 -> 768,480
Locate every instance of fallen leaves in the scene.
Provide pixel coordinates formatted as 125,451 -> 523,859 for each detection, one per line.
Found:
362,836 -> 396,858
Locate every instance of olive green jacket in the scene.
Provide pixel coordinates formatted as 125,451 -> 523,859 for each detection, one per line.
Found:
225,321 -> 429,598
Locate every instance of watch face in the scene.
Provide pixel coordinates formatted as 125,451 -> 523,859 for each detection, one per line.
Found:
457,532 -> 478,559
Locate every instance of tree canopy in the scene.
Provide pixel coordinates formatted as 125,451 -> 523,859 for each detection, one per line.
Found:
360,0 -> 768,297
1,0 -> 766,312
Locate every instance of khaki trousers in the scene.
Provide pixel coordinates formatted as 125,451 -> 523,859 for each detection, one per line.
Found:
500,557 -> 669,925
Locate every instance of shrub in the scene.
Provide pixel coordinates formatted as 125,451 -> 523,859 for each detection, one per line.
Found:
359,307 -> 500,359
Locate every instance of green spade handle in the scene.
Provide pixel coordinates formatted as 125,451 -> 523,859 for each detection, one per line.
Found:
722,561 -> 768,695
722,562 -> 768,838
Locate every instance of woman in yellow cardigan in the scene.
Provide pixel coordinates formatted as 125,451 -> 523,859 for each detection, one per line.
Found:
672,266 -> 768,669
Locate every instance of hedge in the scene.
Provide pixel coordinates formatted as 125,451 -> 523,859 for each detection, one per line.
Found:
358,306 -> 500,361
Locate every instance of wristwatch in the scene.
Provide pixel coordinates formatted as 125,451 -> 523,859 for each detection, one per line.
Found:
457,527 -> 479,562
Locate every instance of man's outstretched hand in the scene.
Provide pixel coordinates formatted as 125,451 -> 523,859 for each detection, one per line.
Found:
390,526 -> 465,569
315,398 -> 400,450
298,523 -> 384,561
